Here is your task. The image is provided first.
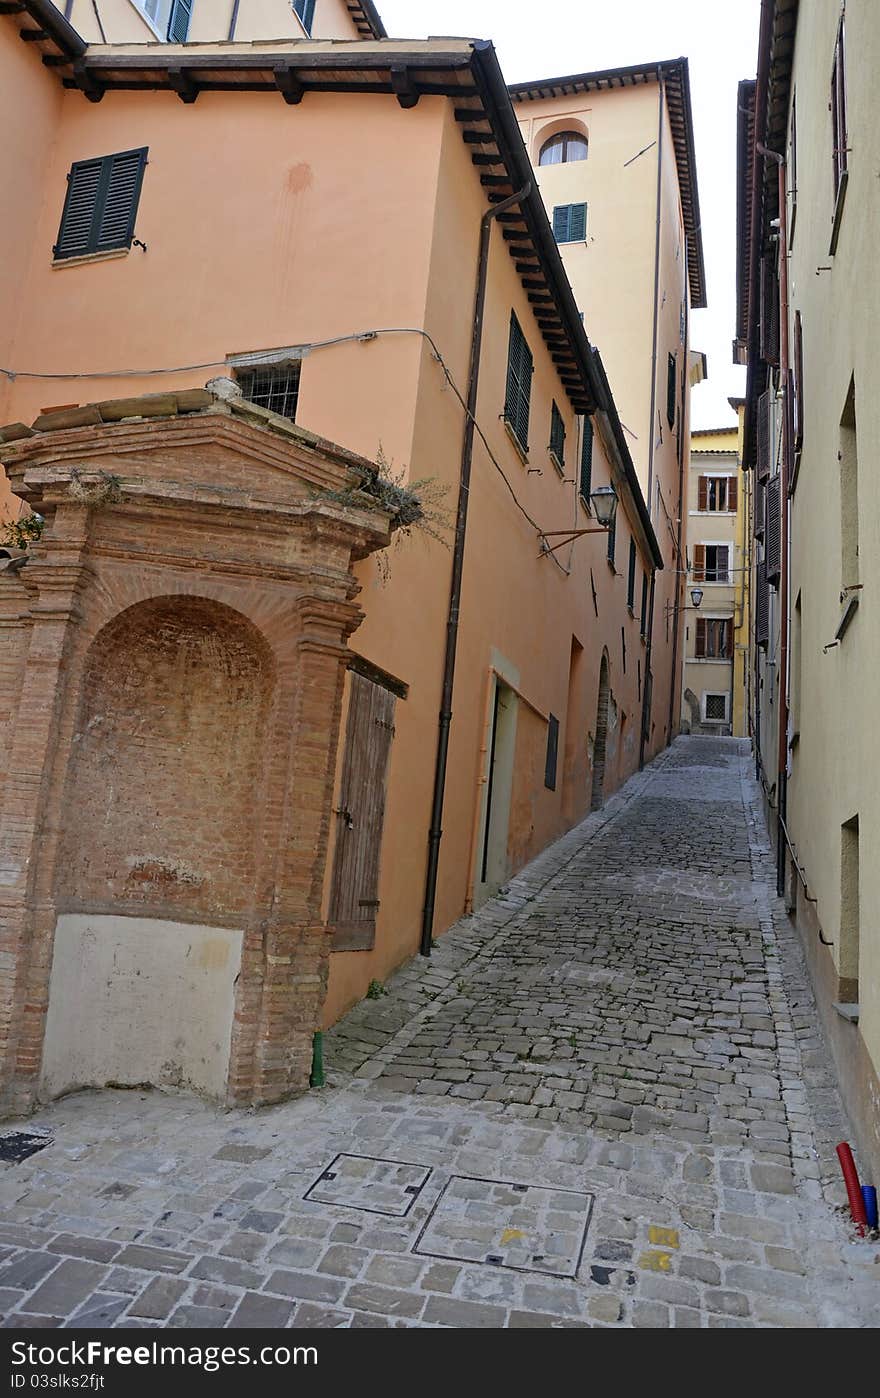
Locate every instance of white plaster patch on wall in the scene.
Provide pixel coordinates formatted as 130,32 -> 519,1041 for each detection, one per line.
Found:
40,914 -> 243,1101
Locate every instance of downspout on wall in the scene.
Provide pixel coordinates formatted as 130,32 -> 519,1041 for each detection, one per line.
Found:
639,68 -> 666,767
419,182 -> 531,957
666,250 -> 690,741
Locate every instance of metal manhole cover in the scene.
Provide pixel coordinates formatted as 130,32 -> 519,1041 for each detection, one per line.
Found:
303,1153 -> 432,1217
413,1175 -> 594,1278
0,1130 -> 52,1164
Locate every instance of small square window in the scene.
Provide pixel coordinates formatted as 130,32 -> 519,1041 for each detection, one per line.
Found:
235,362 -> 301,422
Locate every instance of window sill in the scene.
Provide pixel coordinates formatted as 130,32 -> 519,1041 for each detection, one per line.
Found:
578,492 -> 593,516
503,418 -> 529,464
627,605 -> 635,617
832,1001 -> 859,1025
52,248 -> 130,270
556,238 -> 588,247
690,657 -> 734,665
606,560 -> 617,575
548,449 -> 565,477
829,168 -> 849,256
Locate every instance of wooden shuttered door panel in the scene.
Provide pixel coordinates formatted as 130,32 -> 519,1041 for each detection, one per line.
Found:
167,0 -> 192,41
759,256 -> 780,365
54,149 -> 147,261
695,617 -> 707,657
692,543 -> 706,582
765,474 -> 782,582
755,559 -> 770,647
698,476 -> 708,511
757,388 -> 773,479
727,475 -> 738,512
329,673 -> 396,952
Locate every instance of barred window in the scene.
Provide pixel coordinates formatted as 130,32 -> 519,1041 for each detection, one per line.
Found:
236,362 -> 301,422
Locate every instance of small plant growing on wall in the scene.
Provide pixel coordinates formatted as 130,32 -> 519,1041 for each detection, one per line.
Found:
366,979 -> 387,1000
0,511 -> 43,551
68,468 -> 122,506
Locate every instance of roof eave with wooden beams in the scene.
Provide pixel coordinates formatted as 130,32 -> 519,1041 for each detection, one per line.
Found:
3,19 -> 662,567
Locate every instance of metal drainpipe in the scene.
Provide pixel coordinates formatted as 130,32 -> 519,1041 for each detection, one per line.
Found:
665,248 -> 690,741
639,569 -> 657,770
757,143 -> 791,896
228,0 -> 241,39
645,67 -> 666,516
419,182 -> 531,957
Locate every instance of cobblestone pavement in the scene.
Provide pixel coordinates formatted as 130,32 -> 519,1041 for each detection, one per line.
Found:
1,738 -> 877,1329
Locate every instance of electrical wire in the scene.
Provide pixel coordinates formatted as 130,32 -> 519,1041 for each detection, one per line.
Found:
1,326 -> 552,542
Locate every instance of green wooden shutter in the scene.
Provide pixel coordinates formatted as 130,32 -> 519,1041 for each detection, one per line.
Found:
666,352 -> 677,427
167,0 -> 192,42
54,158 -> 103,260
505,313 -> 532,451
54,149 -> 147,261
96,150 -> 148,251
569,202 -> 587,241
579,416 -> 593,498
627,540 -> 636,608
640,571 -> 649,635
552,205 -> 570,241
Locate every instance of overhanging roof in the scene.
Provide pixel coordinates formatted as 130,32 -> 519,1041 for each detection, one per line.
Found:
2,19 -> 661,567
508,58 -> 707,310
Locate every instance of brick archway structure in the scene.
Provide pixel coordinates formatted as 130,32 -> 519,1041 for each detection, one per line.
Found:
0,390 -> 397,1112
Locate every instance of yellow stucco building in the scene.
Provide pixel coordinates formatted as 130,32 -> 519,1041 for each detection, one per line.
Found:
738,0 -> 880,1177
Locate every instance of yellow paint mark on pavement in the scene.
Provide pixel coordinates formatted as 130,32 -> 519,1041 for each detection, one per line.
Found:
500,1227 -> 525,1245
648,1226 -> 680,1249
639,1250 -> 673,1272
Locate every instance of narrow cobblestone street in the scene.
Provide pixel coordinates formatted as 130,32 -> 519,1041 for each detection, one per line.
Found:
0,738 -> 877,1329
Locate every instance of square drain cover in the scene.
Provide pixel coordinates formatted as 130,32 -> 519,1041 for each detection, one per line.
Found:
0,1131 -> 52,1165
413,1175 -> 593,1278
304,1154 -> 432,1217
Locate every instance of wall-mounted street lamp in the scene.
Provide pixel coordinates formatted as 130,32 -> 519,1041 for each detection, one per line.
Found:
538,484 -> 618,556
665,587 -> 703,620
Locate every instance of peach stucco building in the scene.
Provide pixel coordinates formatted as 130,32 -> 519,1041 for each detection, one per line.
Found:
0,2 -> 700,1109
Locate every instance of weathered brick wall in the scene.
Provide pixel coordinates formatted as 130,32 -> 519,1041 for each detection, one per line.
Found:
57,596 -> 276,925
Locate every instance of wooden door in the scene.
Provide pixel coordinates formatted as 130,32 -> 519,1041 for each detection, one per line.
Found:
328,672 -> 396,951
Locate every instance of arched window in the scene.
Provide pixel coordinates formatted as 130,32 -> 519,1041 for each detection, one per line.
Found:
538,130 -> 588,166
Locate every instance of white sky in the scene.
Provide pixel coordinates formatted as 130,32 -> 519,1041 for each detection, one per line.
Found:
379,0 -> 761,429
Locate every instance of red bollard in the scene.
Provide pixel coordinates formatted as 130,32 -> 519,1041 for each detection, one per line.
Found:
836,1142 -> 868,1236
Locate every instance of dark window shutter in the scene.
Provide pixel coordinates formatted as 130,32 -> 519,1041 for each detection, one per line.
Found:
728,475 -> 738,512
793,310 -> 804,456
692,543 -> 706,582
552,202 -> 587,243
640,571 -> 648,636
765,474 -> 782,582
754,473 -> 765,539
294,0 -> 316,33
544,714 -> 559,791
505,313 -> 532,451
695,617 -> 706,657
549,401 -> 565,464
755,559 -> 769,647
579,416 -> 593,498
666,352 -> 677,427
627,540 -> 636,608
757,388 -> 772,479
54,148 -> 147,261
167,0 -> 192,42
724,620 -> 734,659
54,158 -> 103,260
607,514 -> 616,566
760,256 -> 780,365
698,475 -> 708,511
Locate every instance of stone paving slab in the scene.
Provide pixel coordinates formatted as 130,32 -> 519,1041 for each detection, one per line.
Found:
0,738 -> 877,1329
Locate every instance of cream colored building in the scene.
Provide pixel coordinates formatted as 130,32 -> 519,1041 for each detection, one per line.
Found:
511,60 -> 706,759
738,0 -> 880,1177
681,425 -> 744,736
